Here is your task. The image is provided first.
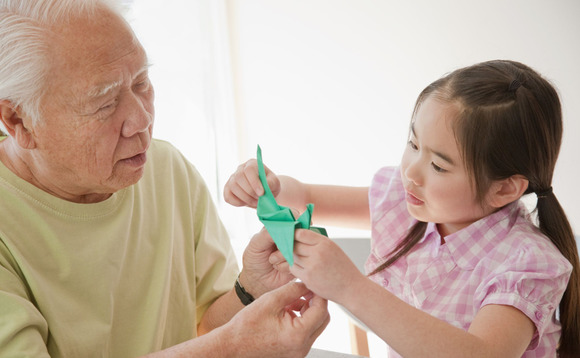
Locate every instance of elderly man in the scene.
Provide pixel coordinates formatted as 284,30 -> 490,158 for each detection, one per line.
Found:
0,0 -> 329,357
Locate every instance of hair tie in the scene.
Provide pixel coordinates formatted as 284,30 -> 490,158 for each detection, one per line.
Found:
536,187 -> 553,199
508,79 -> 521,92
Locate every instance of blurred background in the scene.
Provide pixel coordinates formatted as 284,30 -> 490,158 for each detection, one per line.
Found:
125,1 -> 580,355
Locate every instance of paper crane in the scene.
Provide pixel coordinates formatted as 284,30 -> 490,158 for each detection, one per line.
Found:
256,145 -> 327,266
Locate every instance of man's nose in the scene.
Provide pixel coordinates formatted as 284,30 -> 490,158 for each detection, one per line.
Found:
121,93 -> 153,138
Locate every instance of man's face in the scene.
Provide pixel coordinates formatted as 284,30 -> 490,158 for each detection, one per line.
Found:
27,6 -> 154,202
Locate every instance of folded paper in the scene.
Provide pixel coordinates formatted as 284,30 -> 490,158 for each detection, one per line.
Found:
256,145 -> 327,266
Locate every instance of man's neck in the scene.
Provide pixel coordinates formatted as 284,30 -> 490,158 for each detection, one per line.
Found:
0,137 -> 112,204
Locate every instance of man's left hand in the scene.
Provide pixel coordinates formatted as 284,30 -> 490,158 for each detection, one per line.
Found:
239,227 -> 295,298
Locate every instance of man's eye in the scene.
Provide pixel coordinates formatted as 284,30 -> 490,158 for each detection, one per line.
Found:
134,79 -> 150,91
98,99 -> 118,113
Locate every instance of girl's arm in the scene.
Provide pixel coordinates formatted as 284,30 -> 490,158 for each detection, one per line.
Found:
223,159 -> 370,230
276,176 -> 370,230
290,230 -> 535,358
345,276 -> 535,358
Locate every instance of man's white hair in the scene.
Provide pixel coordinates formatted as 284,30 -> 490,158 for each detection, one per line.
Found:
0,0 -> 124,133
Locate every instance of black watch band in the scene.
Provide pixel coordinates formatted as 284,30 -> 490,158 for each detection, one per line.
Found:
235,275 -> 255,305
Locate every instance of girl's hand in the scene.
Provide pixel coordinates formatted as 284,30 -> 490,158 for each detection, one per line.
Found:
289,229 -> 366,304
223,159 -> 281,208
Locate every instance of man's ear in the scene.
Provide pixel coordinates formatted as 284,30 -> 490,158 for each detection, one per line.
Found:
0,100 -> 36,149
487,175 -> 529,208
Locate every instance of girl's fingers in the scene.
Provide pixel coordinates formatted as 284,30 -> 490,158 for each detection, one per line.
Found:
228,183 -> 258,207
242,159 -> 266,196
294,229 -> 324,245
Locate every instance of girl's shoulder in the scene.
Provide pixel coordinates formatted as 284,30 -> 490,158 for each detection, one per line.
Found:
504,218 -> 571,271
479,205 -> 572,278
451,202 -> 571,276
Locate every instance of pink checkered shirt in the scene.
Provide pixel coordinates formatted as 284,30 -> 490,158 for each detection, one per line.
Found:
364,167 -> 572,358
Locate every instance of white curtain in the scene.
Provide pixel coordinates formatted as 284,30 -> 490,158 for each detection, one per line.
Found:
126,0 -> 248,253
126,0 -> 237,197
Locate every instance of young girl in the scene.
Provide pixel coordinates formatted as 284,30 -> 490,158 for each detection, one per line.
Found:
224,60 -> 579,357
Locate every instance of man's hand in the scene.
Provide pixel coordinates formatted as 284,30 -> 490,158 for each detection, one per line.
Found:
227,281 -> 330,358
141,282 -> 329,358
239,227 -> 295,298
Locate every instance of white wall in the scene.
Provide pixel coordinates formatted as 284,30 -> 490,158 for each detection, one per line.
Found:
226,0 -> 580,233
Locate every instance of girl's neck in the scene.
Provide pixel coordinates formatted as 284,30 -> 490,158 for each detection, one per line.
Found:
435,224 -> 446,244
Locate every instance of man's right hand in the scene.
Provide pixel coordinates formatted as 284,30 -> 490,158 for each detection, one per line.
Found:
227,281 -> 330,358
141,282 -> 329,358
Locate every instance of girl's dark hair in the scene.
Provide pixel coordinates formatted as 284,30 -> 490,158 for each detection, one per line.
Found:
369,60 -> 579,356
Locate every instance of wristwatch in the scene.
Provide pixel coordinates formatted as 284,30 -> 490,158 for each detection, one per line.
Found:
234,274 -> 255,305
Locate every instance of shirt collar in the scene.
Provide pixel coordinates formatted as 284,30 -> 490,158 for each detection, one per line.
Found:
434,201 -> 524,270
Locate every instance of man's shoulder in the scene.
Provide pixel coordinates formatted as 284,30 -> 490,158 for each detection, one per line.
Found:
147,139 -> 190,169
149,138 -> 180,156
143,138 -> 204,187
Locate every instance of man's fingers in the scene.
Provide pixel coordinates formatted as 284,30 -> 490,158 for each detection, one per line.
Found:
248,227 -> 277,252
299,295 -> 330,337
269,250 -> 286,264
309,310 -> 331,342
285,297 -> 308,312
268,281 -> 311,307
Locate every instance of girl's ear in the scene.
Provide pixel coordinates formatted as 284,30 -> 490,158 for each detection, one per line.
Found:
0,100 -> 36,149
487,175 -> 529,208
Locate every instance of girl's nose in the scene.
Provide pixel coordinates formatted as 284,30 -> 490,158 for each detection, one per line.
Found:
404,158 -> 422,186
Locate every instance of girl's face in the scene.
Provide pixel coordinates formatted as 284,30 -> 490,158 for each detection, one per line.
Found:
400,95 -> 494,237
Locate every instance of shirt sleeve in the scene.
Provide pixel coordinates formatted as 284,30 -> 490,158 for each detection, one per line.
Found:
0,240 -> 51,357
474,242 -> 572,349
188,168 -> 239,325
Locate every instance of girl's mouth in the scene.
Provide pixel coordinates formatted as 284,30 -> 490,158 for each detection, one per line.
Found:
405,191 -> 424,206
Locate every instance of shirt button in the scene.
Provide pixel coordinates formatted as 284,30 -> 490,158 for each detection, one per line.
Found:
535,311 -> 543,320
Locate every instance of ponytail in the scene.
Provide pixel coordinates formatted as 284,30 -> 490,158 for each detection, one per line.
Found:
536,193 -> 580,357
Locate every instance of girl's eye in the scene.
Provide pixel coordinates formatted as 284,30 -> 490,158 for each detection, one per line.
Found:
408,140 -> 418,150
431,162 -> 447,173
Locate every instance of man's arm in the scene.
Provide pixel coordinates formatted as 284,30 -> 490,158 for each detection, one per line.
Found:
144,282 -> 330,358
198,225 -> 298,334
197,286 -> 244,335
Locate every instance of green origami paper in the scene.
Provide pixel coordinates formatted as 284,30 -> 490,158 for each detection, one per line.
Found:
256,145 -> 327,266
